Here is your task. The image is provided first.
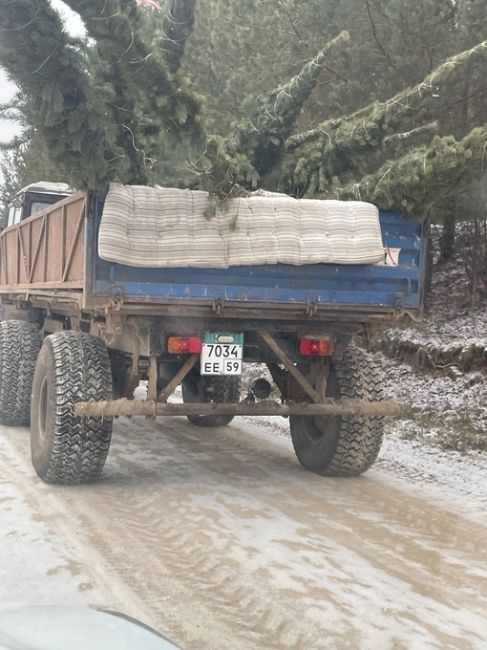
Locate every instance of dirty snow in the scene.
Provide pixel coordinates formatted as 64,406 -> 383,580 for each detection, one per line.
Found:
374,253 -> 487,451
0,246 -> 486,648
242,413 -> 487,520
379,243 -> 487,347
0,436 -> 107,609
0,405 -> 486,650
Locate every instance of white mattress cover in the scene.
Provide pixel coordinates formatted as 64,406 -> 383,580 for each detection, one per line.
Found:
98,183 -> 385,268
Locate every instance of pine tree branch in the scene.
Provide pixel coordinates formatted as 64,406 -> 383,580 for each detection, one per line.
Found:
284,39 -> 487,194
63,1 -> 203,136
331,125 -> 487,215
0,0 -> 126,189
160,0 -> 196,73
286,39 -> 487,152
215,30 -> 350,187
383,121 -> 439,147
259,30 -> 350,133
62,0 -> 152,183
59,0 -> 204,184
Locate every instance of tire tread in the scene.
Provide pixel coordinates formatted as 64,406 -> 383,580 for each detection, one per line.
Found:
290,346 -> 384,477
183,374 -> 241,427
0,320 -> 40,425
31,332 -> 112,485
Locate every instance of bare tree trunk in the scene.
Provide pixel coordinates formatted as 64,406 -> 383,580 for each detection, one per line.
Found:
469,217 -> 480,335
424,224 -> 434,304
439,207 -> 456,263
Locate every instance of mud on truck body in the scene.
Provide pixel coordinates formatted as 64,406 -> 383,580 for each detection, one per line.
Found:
0,183 -> 426,485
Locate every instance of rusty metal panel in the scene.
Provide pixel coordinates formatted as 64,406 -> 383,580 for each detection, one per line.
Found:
0,193 -> 86,292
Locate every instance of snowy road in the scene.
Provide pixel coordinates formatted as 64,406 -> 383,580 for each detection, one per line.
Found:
1,416 -> 486,650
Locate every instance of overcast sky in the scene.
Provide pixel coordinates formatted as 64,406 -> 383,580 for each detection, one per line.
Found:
0,1 -> 85,143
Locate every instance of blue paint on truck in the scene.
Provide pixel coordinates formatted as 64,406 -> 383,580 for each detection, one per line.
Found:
89,194 -> 426,317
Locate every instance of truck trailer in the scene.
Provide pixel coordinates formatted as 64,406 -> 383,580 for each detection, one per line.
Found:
0,183 -> 426,485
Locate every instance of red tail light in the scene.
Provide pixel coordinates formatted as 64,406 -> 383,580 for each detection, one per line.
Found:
168,336 -> 202,354
298,336 -> 333,357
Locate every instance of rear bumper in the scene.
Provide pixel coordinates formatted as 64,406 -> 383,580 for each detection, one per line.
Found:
84,294 -> 421,324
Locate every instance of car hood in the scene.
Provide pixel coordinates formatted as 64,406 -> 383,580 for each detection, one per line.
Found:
0,606 -> 180,650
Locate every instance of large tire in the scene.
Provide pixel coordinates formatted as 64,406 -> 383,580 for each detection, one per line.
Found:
182,371 -> 241,427
0,320 -> 40,426
30,332 -> 113,485
290,346 -> 384,477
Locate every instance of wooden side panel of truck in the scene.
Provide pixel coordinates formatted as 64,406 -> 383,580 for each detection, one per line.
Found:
0,193 -> 86,292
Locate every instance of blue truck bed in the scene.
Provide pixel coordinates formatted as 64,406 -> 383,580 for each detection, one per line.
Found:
86,194 -> 426,322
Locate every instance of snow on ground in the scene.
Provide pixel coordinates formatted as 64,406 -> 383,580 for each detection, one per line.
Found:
2,414 -> 486,650
377,352 -> 487,450
0,435 -> 108,609
238,417 -> 487,522
148,359 -> 487,515
374,255 -> 487,451
404,265 -> 487,344
426,254 -> 487,341
380,246 -> 487,344
376,433 -> 487,518
241,413 -> 487,521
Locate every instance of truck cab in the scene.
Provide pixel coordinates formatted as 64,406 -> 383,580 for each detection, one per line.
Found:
6,182 -> 73,227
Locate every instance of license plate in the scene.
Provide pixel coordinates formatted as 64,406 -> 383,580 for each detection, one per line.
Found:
200,332 -> 244,376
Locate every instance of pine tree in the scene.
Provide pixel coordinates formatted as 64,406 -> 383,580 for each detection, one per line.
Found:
0,0 -> 126,189
0,134 -> 65,224
330,126 -> 487,215
0,0 -> 486,226
203,31 -> 350,193
281,40 -> 487,196
0,0 -> 204,189
62,0 -> 204,182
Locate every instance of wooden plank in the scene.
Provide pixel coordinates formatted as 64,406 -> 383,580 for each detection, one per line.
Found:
73,398 -> 401,418
16,228 -> 20,284
61,203 -> 66,275
158,354 -> 199,403
61,205 -> 85,282
43,211 -> 49,282
6,231 -> 16,285
0,235 -> 7,285
257,330 -> 322,403
65,198 -> 86,282
0,281 -> 84,292
28,217 -> 46,283
0,197 -> 88,288
17,227 -> 29,283
46,205 -> 63,281
28,220 -> 32,278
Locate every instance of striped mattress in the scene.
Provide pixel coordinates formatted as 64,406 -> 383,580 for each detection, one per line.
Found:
98,183 -> 385,268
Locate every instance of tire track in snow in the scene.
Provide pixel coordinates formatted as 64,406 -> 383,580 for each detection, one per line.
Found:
1,417 -> 486,649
